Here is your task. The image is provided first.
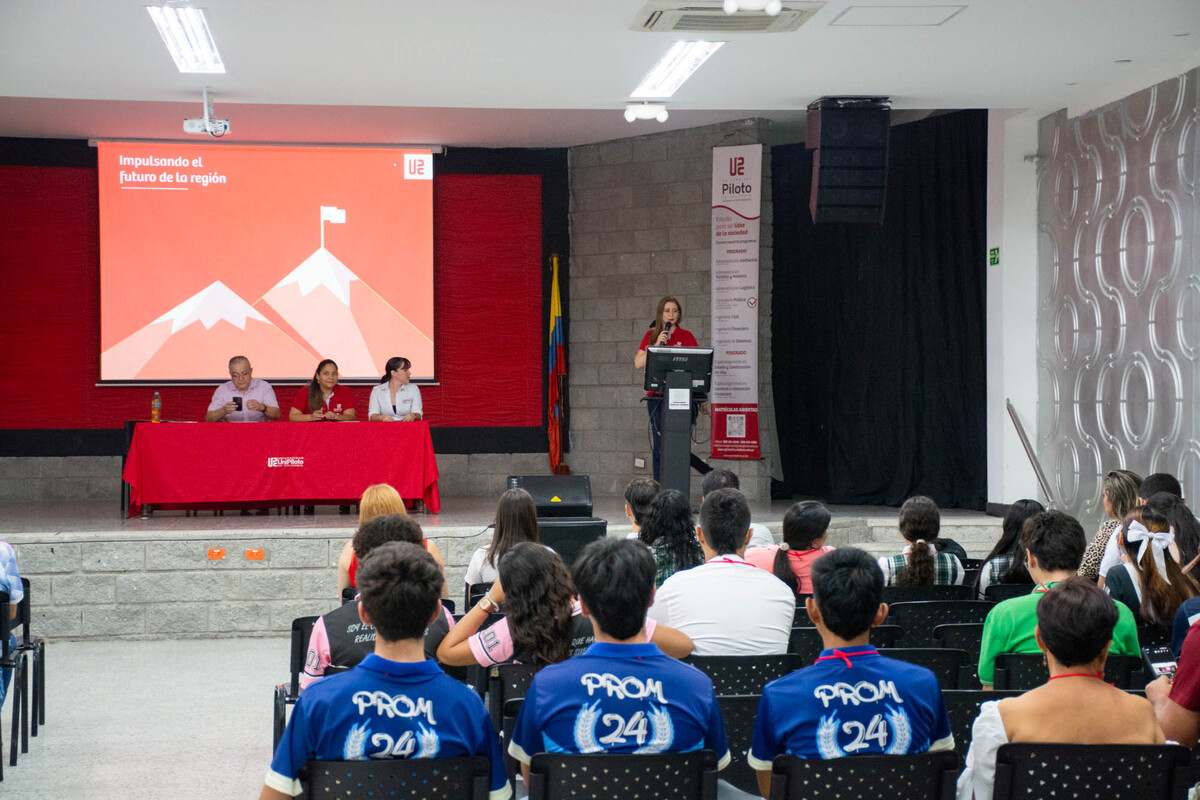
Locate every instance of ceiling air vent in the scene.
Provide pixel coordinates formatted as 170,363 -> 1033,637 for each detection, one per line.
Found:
632,1 -> 824,33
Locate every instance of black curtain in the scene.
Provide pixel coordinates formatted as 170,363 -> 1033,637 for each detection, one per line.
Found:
771,110 -> 987,509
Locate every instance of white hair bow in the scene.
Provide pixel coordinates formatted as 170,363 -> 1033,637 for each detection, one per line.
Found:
1125,520 -> 1176,581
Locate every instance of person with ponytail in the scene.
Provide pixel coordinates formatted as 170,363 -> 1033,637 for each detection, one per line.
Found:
878,496 -> 965,587
1103,506 -> 1200,632
975,499 -> 1043,599
1146,492 -> 1200,573
367,356 -> 423,421
745,501 -> 834,594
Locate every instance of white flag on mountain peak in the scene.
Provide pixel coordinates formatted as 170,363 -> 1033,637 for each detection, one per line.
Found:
320,206 -> 346,224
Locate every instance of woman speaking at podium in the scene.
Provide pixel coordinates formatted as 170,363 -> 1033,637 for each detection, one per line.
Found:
633,296 -> 712,482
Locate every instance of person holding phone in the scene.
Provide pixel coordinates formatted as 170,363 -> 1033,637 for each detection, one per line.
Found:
368,356 -> 423,422
633,295 -> 711,481
205,356 -> 280,422
289,359 -> 356,421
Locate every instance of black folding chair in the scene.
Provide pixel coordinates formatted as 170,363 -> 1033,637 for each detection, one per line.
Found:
767,751 -> 960,799
960,558 -> 984,570
486,663 -> 537,730
991,653 -> 1145,690
879,648 -> 968,689
793,595 -> 812,627
961,568 -> 981,588
984,583 -> 1032,603
932,623 -> 984,688
684,654 -> 804,695
465,582 -> 493,610
273,615 -> 319,749
789,626 -> 905,663
716,694 -> 760,794
882,585 -> 972,603
15,578 -> 44,741
1138,624 -> 1171,649
301,755 -> 491,799
528,751 -> 718,800
992,743 -> 1192,800
501,698 -> 524,786
941,690 -> 1021,755
887,602 -> 993,647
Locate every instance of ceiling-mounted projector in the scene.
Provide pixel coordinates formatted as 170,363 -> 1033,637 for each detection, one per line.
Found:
183,88 -> 230,137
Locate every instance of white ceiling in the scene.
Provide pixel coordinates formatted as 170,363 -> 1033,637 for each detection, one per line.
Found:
1,0 -> 1198,147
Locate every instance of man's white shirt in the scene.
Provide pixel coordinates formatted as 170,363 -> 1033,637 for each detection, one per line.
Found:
648,552 -> 795,656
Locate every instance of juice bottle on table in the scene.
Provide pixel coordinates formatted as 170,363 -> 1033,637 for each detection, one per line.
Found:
151,391 -> 162,423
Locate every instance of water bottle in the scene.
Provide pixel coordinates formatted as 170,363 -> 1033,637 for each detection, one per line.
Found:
151,391 -> 162,423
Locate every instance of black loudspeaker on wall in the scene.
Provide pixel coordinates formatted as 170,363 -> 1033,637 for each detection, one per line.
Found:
807,97 -> 891,224
506,474 -> 593,518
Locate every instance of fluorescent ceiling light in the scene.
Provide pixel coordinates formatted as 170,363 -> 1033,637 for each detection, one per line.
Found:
630,41 -> 724,99
146,5 -> 225,74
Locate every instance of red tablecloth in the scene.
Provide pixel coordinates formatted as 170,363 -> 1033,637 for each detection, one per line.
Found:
123,421 -> 440,516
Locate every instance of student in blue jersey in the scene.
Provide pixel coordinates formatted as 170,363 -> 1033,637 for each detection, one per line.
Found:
748,547 -> 954,797
260,541 -> 510,800
509,537 -> 754,800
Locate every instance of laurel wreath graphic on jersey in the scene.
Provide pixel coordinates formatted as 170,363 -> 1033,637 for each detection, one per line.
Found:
572,701 -> 674,753
816,706 -> 912,757
634,705 -> 675,753
343,722 -> 370,760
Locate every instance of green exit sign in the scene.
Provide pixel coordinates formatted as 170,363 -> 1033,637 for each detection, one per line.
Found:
988,247 -> 1000,266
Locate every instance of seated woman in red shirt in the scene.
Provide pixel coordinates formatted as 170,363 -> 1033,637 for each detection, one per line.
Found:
746,500 -> 835,595
289,358 -> 357,421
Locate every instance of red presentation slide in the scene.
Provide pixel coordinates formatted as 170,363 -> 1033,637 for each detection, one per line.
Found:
97,142 -> 434,382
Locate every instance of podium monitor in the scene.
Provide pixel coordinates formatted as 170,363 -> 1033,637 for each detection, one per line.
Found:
643,346 -> 713,394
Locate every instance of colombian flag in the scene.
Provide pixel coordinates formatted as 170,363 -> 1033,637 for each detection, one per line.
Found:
547,255 -> 566,472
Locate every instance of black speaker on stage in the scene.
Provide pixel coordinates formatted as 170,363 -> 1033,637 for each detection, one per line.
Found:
807,97 -> 890,224
506,475 -> 593,518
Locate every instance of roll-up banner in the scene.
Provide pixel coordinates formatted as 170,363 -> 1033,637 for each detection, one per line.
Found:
710,144 -> 762,460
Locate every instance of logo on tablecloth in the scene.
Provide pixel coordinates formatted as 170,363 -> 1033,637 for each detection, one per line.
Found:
266,456 -> 305,468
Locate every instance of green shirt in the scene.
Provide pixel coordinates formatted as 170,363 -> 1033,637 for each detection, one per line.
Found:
977,582 -> 1141,685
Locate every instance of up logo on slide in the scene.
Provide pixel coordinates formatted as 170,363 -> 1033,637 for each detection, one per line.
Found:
403,153 -> 433,180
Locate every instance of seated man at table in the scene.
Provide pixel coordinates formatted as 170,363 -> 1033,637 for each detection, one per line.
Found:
205,355 -> 279,422
262,541 -> 510,800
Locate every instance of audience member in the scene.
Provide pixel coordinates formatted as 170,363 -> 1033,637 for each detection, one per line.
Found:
744,501 -> 835,595
1172,596 -> 1200,657
638,488 -> 703,587
1141,472 -> 1184,501
463,488 -> 540,587
975,499 -> 1042,599
1097,473 -> 1190,583
1078,469 -> 1141,582
878,496 -> 964,587
1103,508 -> 1199,632
702,469 -> 774,548
649,488 -> 794,655
438,542 -> 693,667
337,484 -> 445,594
1147,608 -> 1200,747
288,358 -> 356,422
959,578 -> 1162,800
1147,491 -> 1200,573
622,477 -> 660,539
0,541 -> 22,705
303,515 -> 452,689
977,510 -> 1140,688
205,355 -> 280,422
509,538 -> 749,799
749,548 -> 953,796
261,542 -> 510,800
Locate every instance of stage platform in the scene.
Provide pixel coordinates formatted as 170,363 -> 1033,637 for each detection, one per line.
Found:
1,497 -> 1002,641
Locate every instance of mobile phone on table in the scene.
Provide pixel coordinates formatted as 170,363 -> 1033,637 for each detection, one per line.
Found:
1143,645 -> 1177,680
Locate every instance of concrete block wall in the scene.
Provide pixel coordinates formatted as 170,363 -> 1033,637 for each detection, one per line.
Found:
567,118 -> 777,499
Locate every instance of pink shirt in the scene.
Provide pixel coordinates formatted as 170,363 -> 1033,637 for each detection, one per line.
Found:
467,602 -> 659,667
207,378 -> 279,422
744,545 -> 835,595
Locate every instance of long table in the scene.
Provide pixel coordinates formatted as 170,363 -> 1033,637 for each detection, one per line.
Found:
123,421 -> 441,517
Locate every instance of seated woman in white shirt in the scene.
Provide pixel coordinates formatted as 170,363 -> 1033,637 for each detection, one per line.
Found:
368,356 -> 423,421
464,488 -> 540,587
957,577 -> 1162,800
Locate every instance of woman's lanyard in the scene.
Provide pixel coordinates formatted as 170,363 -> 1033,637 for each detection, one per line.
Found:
814,647 -> 880,668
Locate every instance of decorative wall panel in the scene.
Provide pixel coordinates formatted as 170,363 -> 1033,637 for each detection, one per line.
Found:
1037,69 -> 1200,524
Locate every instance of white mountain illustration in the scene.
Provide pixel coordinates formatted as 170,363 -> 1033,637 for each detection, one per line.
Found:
152,280 -> 270,333
102,280 -> 317,380
273,247 -> 358,306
